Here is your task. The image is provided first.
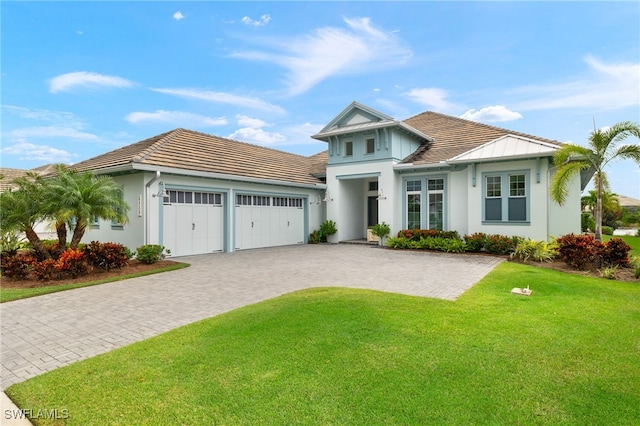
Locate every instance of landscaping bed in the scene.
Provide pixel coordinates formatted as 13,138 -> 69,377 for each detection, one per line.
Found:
0,259 -> 180,289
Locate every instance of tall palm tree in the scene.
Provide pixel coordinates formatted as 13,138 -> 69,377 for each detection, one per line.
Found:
47,166 -> 130,249
550,121 -> 640,241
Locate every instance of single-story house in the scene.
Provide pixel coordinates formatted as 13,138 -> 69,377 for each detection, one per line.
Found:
69,101 -> 585,256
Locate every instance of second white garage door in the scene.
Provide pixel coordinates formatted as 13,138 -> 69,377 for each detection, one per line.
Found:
235,195 -> 304,250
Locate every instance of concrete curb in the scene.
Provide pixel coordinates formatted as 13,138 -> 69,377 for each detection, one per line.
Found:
1,391 -> 34,426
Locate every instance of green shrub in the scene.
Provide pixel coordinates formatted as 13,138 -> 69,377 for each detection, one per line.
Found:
631,255 -> 640,278
136,244 -> 169,264
599,265 -> 618,280
0,231 -> 28,254
484,235 -> 520,255
386,237 -> 418,249
581,212 -> 595,233
463,233 -> 487,252
371,222 -> 391,239
510,239 -> 557,263
417,236 -> 466,253
318,220 -> 337,242
601,226 -> 614,236
308,230 -> 320,244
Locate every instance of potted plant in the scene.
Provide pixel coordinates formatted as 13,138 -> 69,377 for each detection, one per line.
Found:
318,220 -> 337,243
371,222 -> 391,246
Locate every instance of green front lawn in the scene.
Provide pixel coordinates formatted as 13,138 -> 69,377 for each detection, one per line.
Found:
6,262 -> 640,425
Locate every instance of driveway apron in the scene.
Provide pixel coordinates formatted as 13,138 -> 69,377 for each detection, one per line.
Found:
1,244 -> 502,389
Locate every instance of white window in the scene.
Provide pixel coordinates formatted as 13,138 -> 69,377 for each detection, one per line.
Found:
484,173 -> 528,222
365,138 -> 375,154
345,141 -> 353,157
406,180 -> 421,229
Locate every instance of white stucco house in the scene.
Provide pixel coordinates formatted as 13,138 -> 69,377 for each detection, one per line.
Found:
70,101 -> 585,256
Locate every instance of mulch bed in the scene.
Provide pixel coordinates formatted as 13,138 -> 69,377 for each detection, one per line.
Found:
513,258 -> 639,283
0,260 -> 182,289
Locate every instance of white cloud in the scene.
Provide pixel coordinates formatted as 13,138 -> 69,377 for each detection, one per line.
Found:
460,106 -> 523,123
173,11 -> 185,21
236,115 -> 267,128
126,110 -> 227,127
230,16 -> 412,96
0,141 -> 77,163
2,106 -> 82,126
10,126 -> 98,140
228,127 -> 286,145
150,88 -> 286,114
283,122 -> 325,144
512,56 -> 640,111
241,14 -> 271,27
406,88 -> 459,112
49,71 -> 134,93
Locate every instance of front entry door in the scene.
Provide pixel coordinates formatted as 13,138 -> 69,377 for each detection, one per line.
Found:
367,196 -> 379,227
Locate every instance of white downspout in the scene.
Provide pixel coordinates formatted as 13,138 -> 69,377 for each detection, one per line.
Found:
144,171 -> 161,244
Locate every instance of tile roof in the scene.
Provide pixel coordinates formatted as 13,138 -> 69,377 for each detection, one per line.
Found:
0,167 -> 56,192
402,111 -> 562,165
71,129 -> 328,186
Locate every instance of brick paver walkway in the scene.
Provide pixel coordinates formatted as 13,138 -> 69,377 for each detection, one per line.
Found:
1,244 -> 502,389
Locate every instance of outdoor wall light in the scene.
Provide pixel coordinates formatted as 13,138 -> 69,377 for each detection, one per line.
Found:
152,182 -> 168,198
377,189 -> 387,200
323,190 -> 333,202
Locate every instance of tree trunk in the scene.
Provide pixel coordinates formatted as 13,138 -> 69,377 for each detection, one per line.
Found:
70,220 -> 87,249
55,220 -> 67,254
24,227 -> 52,260
595,172 -> 603,243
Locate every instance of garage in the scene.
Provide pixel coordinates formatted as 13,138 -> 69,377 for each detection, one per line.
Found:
235,194 -> 305,250
162,190 -> 225,256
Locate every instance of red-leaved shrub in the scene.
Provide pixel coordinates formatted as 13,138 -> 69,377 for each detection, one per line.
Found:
55,249 -> 91,278
83,241 -> 130,271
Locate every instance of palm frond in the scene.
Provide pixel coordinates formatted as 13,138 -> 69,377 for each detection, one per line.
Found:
550,161 -> 589,205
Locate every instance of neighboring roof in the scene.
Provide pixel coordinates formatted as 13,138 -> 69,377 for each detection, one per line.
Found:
0,166 -> 56,192
617,194 -> 640,208
0,168 -> 29,192
402,111 -> 562,165
71,128 -> 327,186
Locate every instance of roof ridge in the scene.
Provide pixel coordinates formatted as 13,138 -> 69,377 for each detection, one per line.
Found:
403,110 -> 562,145
132,128 -> 184,162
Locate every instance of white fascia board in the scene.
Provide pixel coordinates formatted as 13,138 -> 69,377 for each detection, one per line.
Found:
393,161 -> 450,171
313,121 -> 432,143
81,164 -> 136,175
132,163 -> 327,190
446,152 -> 555,165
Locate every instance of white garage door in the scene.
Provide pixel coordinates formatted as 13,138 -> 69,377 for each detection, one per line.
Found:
163,190 -> 224,256
235,195 -> 304,250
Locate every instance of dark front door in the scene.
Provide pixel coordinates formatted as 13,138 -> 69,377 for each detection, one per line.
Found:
367,196 -> 379,227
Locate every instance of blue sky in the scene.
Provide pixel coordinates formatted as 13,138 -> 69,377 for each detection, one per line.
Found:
2,1 -> 639,197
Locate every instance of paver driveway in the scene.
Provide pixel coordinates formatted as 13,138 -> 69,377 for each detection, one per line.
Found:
1,244 -> 502,389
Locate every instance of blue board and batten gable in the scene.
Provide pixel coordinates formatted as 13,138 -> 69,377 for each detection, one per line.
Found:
312,101 -> 431,165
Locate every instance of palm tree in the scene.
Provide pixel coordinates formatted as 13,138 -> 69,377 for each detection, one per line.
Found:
47,166 -> 130,249
550,121 -> 640,241
0,173 -> 53,259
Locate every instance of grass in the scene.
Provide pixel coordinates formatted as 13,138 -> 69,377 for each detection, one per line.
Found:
6,262 -> 640,425
0,263 -> 190,303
